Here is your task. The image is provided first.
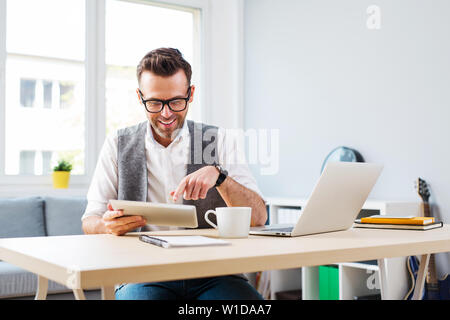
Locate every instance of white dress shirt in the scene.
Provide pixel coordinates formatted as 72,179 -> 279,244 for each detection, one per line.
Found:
82,120 -> 264,231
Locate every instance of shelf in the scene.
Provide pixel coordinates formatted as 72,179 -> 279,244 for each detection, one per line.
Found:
267,197 -> 421,215
339,262 -> 379,272
265,197 -> 420,300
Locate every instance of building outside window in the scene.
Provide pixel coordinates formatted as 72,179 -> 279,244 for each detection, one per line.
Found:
19,150 -> 35,175
1,0 -> 201,180
20,79 -> 36,108
4,0 -> 86,176
42,80 -> 53,109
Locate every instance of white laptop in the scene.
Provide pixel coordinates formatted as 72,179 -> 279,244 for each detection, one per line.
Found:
249,162 -> 383,237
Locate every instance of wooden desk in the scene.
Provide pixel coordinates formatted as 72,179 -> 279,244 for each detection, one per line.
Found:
1,226 -> 449,300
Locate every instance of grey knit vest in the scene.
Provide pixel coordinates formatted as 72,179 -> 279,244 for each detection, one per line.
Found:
117,120 -> 226,229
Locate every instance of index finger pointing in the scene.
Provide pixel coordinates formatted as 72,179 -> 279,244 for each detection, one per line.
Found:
172,178 -> 188,201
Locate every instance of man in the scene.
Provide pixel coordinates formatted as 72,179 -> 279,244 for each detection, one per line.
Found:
81,48 -> 267,300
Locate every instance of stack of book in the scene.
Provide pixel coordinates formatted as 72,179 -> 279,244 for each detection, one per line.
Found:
353,215 -> 443,231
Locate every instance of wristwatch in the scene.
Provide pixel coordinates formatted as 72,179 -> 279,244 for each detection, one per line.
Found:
214,164 -> 228,187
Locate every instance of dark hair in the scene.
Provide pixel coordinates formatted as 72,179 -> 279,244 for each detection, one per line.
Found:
136,48 -> 192,86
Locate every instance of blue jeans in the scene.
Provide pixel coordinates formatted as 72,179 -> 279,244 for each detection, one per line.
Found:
115,275 -> 264,300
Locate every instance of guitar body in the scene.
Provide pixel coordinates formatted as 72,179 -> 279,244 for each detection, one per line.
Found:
403,178 -> 450,300
423,272 -> 450,300
405,258 -> 450,300
423,285 -> 440,300
404,255 -> 424,300
437,275 -> 450,300
424,279 -> 440,300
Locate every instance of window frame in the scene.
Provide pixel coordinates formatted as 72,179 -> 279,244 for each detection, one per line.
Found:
0,0 -> 207,191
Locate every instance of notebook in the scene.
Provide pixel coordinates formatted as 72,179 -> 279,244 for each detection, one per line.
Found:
353,221 -> 443,231
139,235 -> 231,248
359,215 -> 435,225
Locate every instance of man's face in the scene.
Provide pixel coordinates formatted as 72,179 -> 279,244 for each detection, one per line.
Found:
137,69 -> 194,145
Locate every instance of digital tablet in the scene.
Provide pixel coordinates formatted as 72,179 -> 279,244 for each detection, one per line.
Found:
108,200 -> 198,228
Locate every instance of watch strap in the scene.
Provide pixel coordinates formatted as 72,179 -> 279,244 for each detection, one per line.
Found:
214,165 -> 228,187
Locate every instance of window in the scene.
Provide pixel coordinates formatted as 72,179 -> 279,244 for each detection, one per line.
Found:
4,0 -> 86,176
19,150 -> 36,175
59,81 -> 76,109
0,0 -> 203,182
20,79 -> 36,108
43,80 -> 53,109
105,0 -> 198,136
19,78 -> 77,111
42,151 -> 53,174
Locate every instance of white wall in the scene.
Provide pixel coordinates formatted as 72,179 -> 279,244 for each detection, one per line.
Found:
244,0 -> 450,277
205,0 -> 244,129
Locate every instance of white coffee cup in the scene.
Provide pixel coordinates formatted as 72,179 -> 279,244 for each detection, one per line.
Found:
204,207 -> 252,238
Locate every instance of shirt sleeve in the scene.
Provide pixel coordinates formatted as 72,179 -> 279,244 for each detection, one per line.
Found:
81,133 -> 119,221
217,128 -> 266,203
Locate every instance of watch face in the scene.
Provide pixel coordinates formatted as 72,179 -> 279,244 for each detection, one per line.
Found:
216,165 -> 227,175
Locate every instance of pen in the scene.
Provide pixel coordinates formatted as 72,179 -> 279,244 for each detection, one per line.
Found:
139,235 -> 169,248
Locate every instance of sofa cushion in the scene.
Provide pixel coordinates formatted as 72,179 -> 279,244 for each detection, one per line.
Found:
0,197 -> 46,238
0,261 -> 70,298
43,196 -> 87,236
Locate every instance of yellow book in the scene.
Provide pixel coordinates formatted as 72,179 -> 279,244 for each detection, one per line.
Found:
360,216 -> 435,225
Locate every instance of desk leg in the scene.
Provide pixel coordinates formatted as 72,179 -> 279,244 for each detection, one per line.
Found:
34,275 -> 48,300
377,259 -> 388,300
412,254 -> 430,300
73,289 -> 87,300
101,286 -> 116,300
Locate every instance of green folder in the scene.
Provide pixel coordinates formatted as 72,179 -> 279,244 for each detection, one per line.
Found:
319,265 -> 339,300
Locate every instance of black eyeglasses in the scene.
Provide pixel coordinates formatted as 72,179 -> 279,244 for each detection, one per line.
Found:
138,87 -> 192,113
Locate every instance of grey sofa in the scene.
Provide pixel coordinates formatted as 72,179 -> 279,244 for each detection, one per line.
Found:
0,196 -> 92,299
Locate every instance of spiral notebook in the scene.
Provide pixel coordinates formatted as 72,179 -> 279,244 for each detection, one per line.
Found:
139,235 -> 231,248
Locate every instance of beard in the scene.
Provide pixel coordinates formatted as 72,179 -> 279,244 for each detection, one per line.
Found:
149,112 -> 187,142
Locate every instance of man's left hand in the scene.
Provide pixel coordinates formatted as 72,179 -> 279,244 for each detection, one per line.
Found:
171,166 -> 220,202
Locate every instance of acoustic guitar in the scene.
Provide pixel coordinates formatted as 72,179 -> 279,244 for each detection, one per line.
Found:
404,178 -> 449,300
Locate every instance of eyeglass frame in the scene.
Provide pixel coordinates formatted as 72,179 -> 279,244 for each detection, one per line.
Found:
138,86 -> 192,113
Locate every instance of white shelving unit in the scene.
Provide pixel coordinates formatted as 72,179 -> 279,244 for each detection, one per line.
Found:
265,197 -> 421,300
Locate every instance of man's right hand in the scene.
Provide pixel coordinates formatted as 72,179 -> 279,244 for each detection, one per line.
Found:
103,204 -> 147,236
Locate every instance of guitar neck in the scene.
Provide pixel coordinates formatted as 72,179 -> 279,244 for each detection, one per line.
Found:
427,255 -> 439,286
422,202 -> 431,218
